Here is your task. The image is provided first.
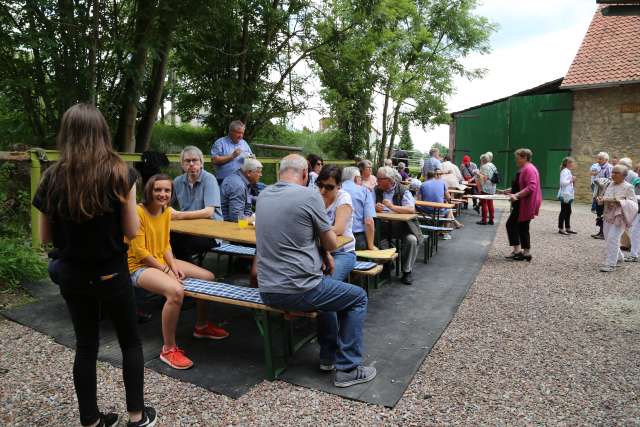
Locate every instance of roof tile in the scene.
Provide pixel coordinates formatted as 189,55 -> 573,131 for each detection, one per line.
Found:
561,5 -> 640,89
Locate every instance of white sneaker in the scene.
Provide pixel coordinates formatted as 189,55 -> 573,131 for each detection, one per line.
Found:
600,265 -> 615,272
624,255 -> 639,262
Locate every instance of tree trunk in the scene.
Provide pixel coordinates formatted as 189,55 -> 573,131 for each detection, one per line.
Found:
136,0 -> 179,152
114,0 -> 157,152
387,102 -> 401,160
88,0 -> 100,104
376,80 -> 391,167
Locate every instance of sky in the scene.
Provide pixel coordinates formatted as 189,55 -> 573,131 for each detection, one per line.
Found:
292,0 -> 598,154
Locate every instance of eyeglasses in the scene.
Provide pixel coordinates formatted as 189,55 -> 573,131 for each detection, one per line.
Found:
317,182 -> 336,191
183,158 -> 200,164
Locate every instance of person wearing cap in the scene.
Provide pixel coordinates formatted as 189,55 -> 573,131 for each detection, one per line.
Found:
460,155 -> 479,210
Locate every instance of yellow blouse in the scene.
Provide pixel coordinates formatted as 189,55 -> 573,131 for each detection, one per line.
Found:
127,205 -> 172,273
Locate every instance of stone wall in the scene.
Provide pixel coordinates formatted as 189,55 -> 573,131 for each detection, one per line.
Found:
571,84 -> 640,202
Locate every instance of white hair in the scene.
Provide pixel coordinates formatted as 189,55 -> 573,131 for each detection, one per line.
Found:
383,159 -> 393,167
429,147 -> 440,156
377,166 -> 400,182
180,145 -> 204,164
342,166 -> 361,182
598,152 -> 609,161
229,120 -> 245,133
479,153 -> 489,163
618,157 -> 632,169
485,151 -> 493,162
613,164 -> 628,176
279,155 -> 307,175
398,161 -> 406,169
242,157 -> 263,173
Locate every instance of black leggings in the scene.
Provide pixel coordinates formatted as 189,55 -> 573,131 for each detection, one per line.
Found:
53,260 -> 144,426
558,202 -> 572,230
506,205 -> 531,250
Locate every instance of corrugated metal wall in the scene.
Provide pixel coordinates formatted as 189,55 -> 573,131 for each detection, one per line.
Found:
453,92 -> 573,198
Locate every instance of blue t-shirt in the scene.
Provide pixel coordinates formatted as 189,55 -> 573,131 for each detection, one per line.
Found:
173,170 -> 223,220
341,180 -> 376,234
210,136 -> 253,180
419,179 -> 447,204
421,156 -> 442,177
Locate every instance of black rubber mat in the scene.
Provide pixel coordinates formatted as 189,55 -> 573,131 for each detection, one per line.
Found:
278,210 -> 501,407
2,210 -> 498,405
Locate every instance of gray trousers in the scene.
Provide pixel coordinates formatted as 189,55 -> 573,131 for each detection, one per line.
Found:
380,233 -> 419,273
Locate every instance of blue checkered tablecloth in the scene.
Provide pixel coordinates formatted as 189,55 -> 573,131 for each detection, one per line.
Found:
212,243 -> 256,256
420,225 -> 454,232
184,278 -> 263,304
353,261 -> 377,271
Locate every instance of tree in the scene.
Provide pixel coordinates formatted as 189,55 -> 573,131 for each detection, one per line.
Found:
431,141 -> 448,158
374,0 -> 494,165
171,0 -> 330,140
398,116 -> 413,151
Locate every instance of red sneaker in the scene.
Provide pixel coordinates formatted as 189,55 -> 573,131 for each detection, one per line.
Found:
160,346 -> 193,370
193,322 -> 230,340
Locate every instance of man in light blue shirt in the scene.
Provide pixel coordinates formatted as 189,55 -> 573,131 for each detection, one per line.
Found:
421,147 -> 442,178
211,120 -> 254,183
221,158 -> 263,222
341,167 -> 377,250
171,146 -> 222,260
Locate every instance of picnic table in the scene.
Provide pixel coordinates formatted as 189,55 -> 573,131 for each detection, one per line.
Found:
171,219 -> 353,248
469,194 -> 511,201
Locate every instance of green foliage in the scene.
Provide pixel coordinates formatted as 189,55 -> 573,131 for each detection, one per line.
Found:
171,0 -> 318,139
431,142 -> 449,158
0,237 -> 48,289
149,123 -> 215,154
0,162 -> 31,238
398,117 -> 413,151
0,162 -> 46,289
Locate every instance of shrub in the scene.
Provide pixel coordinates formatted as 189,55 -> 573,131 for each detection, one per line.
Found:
0,237 -> 47,289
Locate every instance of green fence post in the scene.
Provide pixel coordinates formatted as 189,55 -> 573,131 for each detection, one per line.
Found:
30,150 -> 42,249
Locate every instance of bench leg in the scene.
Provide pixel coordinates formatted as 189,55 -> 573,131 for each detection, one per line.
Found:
254,311 -> 288,380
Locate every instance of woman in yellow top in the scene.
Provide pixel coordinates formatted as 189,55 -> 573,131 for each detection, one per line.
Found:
128,174 -> 229,370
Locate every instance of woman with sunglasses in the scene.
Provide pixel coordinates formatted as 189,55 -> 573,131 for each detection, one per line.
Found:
307,154 -> 324,188
316,165 -> 356,281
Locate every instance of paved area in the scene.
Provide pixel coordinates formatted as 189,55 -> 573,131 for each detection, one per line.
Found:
1,201 -> 638,425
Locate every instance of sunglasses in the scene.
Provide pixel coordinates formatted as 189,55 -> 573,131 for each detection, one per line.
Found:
317,182 -> 336,191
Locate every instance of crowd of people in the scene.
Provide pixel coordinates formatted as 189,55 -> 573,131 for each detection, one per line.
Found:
584,152 -> 640,272
43,102 -> 640,426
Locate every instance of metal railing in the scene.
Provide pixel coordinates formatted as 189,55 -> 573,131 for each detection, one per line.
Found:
24,149 -> 353,248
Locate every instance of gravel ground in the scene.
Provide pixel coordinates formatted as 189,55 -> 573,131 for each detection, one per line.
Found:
1,201 -> 638,426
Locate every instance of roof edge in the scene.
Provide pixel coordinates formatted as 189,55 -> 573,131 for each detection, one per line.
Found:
561,79 -> 640,91
450,77 -> 565,117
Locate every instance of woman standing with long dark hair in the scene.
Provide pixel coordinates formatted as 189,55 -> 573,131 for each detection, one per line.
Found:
33,104 -> 156,427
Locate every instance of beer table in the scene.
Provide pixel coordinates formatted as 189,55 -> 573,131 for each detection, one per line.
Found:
171,219 -> 353,248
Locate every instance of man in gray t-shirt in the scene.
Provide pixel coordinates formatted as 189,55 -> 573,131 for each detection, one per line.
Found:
256,180 -> 331,293
253,154 -> 376,388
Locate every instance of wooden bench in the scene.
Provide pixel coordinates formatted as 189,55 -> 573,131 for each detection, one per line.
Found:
420,224 -> 454,255
355,248 -> 398,285
348,261 -> 383,294
211,243 -> 256,275
183,278 -> 316,380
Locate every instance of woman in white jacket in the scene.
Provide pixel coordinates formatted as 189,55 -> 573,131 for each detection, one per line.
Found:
558,157 -> 577,235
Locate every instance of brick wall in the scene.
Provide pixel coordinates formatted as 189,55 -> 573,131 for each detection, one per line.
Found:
570,84 -> 640,202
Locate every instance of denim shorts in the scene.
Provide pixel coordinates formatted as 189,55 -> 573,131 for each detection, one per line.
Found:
130,268 -> 148,287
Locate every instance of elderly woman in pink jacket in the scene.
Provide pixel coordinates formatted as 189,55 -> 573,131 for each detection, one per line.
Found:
504,149 -> 542,261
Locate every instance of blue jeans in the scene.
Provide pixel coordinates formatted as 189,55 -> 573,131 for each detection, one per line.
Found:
331,251 -> 356,282
261,276 -> 368,371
